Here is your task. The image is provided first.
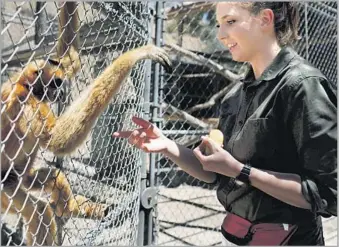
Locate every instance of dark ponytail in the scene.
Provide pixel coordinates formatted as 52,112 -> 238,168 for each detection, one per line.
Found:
242,2 -> 301,46
285,2 -> 301,44
276,2 -> 301,46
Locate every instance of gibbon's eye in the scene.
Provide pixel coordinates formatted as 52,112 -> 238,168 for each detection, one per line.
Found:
227,20 -> 236,25
33,70 -> 43,79
216,24 -> 220,28
48,59 -> 60,66
51,78 -> 63,88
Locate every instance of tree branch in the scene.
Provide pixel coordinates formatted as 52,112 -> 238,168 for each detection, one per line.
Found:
165,43 -> 244,82
161,102 -> 211,129
186,81 -> 237,114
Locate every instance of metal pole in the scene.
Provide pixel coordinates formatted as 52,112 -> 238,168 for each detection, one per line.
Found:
35,2 -> 48,45
147,1 -> 165,245
137,2 -> 153,246
138,58 -> 152,247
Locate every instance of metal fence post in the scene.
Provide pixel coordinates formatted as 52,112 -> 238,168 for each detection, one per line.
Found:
149,2 -> 166,246
137,3 -> 157,246
137,2 -> 166,246
137,38 -> 153,247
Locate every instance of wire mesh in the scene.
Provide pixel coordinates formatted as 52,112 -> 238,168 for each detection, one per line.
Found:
1,1 -> 151,246
155,1 -> 337,246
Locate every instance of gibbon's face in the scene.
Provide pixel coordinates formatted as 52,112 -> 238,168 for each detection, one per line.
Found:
216,3 -> 264,62
23,59 -> 67,102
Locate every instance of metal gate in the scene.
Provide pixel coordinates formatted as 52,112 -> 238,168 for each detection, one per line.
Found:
151,1 -> 337,246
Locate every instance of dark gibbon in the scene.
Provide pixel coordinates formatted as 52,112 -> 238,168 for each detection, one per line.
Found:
1,2 -> 172,246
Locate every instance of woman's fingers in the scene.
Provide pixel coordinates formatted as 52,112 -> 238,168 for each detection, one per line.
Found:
139,131 -> 147,139
112,117 -> 161,151
132,116 -> 153,130
134,134 -> 147,149
113,128 -> 144,139
112,131 -> 133,138
128,129 -> 140,145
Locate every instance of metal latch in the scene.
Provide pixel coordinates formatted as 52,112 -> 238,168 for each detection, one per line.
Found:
140,187 -> 157,209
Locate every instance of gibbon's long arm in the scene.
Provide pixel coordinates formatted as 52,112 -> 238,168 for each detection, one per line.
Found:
57,1 -> 79,56
56,1 -> 81,78
48,45 -> 172,156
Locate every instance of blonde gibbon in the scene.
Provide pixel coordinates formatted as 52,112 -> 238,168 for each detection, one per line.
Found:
1,2 -> 172,246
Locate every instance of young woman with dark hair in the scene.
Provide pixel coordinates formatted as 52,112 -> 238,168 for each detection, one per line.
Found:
113,2 -> 337,245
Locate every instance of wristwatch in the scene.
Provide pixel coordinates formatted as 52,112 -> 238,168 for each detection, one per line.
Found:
235,164 -> 251,184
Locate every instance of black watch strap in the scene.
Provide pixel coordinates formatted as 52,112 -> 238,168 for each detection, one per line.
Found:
236,164 -> 251,184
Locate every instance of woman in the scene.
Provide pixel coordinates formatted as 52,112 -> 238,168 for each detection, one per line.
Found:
113,2 -> 337,245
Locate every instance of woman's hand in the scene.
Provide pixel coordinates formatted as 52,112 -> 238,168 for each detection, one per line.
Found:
193,136 -> 243,178
112,116 -> 171,153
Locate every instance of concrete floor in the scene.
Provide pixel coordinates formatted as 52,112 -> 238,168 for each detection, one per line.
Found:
157,185 -> 337,246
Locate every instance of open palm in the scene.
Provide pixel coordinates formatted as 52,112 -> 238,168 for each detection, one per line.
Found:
112,116 -> 170,153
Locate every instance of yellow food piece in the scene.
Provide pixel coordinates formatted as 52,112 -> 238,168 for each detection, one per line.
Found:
204,129 -> 224,155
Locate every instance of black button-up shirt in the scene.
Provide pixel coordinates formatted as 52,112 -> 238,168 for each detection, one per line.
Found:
216,46 -> 337,244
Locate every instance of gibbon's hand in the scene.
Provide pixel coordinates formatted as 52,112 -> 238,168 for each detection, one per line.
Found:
193,136 -> 243,178
142,44 -> 173,73
112,116 -> 170,153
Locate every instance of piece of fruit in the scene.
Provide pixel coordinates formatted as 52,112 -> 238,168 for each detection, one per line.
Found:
204,129 -> 224,155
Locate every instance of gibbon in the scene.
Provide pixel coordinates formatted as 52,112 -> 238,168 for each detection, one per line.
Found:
1,2 -> 172,246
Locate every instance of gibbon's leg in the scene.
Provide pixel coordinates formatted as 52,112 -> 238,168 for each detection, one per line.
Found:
1,186 -> 57,246
23,167 -> 108,219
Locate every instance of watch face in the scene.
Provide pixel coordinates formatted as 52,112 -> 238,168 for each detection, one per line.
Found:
235,180 -> 244,186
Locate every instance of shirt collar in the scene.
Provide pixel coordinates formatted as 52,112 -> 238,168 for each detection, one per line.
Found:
241,46 -> 298,87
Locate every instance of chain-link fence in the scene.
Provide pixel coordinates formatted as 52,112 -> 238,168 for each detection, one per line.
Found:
1,1 -> 337,246
153,1 -> 337,246
1,1 -> 152,246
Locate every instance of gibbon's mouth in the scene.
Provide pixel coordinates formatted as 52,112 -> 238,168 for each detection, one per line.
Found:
47,87 -> 65,102
47,77 -> 66,101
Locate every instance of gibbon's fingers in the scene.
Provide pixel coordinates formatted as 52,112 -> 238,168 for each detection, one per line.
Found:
145,46 -> 172,73
156,49 -> 173,73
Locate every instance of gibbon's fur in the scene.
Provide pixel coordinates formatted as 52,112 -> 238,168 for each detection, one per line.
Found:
1,2 -> 172,246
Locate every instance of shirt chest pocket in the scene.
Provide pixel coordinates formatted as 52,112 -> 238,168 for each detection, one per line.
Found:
231,117 -> 278,162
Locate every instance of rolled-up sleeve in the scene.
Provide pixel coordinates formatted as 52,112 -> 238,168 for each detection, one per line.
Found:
286,76 -> 337,216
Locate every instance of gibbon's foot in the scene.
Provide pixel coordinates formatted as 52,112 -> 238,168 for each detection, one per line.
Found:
143,45 -> 173,73
103,204 -> 115,218
101,203 -> 134,227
